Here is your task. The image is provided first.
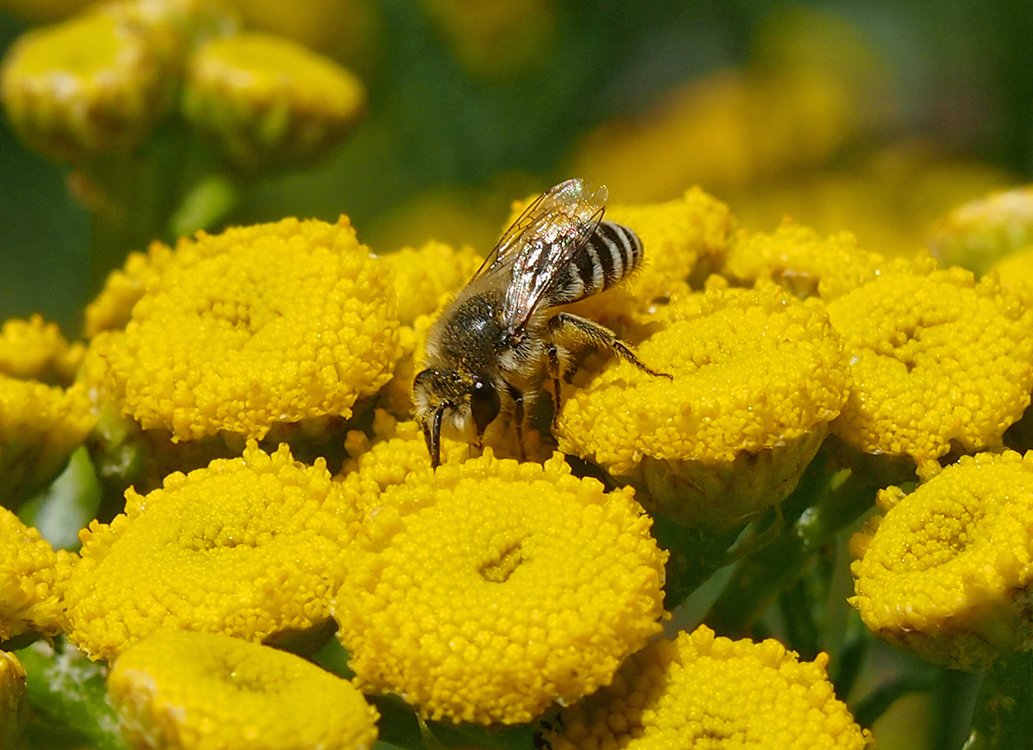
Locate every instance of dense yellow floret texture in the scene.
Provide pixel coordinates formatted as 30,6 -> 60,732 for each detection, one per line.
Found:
557,282 -> 848,528
93,216 -> 401,442
544,624 -> 872,750
850,450 -> 1033,671
0,506 -> 76,641
83,239 -> 176,338
826,268 -> 1033,467
63,443 -> 358,661
374,240 -> 484,324
333,452 -> 667,724
0,314 -> 83,384
108,630 -> 378,750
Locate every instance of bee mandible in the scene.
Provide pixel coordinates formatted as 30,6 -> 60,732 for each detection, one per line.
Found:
412,178 -> 669,467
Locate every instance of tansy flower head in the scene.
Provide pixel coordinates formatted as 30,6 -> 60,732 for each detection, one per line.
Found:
0,650 -> 26,748
0,314 -> 83,385
0,7 -> 174,161
543,624 -> 872,750
333,452 -> 667,724
557,283 -> 848,529
826,268 -> 1033,469
850,450 -> 1033,671
987,245 -> 1033,306
83,239 -> 176,338
63,443 -> 358,661
95,216 -> 400,442
0,506 -> 76,641
0,376 -> 95,506
929,185 -> 1033,274
725,221 -> 939,300
108,629 -> 378,750
375,240 -> 484,325
181,31 -> 366,169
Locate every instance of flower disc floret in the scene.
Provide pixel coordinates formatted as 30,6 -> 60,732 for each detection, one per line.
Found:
108,630 -> 378,750
826,268 -> 1033,466
544,625 -> 872,750
100,217 -> 400,441
334,452 -> 667,724
850,450 -> 1033,670
64,443 -> 358,661
557,283 -> 847,527
0,506 -> 75,640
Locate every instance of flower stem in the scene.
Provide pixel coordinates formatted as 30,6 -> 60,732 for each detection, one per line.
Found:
963,650 -> 1033,750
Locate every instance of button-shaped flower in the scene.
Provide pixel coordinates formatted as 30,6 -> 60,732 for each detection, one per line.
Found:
543,625 -> 872,749
1,506 -> 76,640
334,452 -> 667,724
929,185 -> 1033,274
64,443 -> 359,661
182,31 -> 365,169
108,630 -> 378,750
557,283 -> 848,529
94,216 -> 400,442
826,268 -> 1033,468
0,315 -> 83,385
850,450 -> 1033,671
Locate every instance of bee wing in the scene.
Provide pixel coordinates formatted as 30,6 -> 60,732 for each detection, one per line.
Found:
474,179 -> 607,333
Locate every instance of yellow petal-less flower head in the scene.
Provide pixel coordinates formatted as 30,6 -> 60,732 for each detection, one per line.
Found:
557,283 -> 848,529
0,650 -> 27,748
0,506 -> 76,640
334,452 -> 667,724
544,624 -> 872,750
850,450 -> 1033,671
725,221 -> 939,300
97,216 -> 400,442
928,185 -> 1033,274
826,268 -> 1033,468
987,245 -> 1033,306
0,8 -> 174,161
0,376 -> 95,507
64,443 -> 358,661
83,239 -> 176,338
375,240 -> 484,325
182,31 -> 366,170
108,629 -> 378,750
0,314 -> 84,385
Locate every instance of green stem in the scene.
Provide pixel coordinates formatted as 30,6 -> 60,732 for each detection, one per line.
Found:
963,651 -> 1033,750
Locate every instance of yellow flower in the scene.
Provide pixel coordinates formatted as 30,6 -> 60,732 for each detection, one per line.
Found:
333,452 -> 667,724
850,450 -> 1033,671
83,239 -> 176,338
375,240 -> 484,325
0,650 -> 27,749
93,217 -> 400,442
0,314 -> 83,385
557,283 -> 848,529
182,31 -> 365,169
63,443 -> 358,661
0,506 -> 76,640
725,221 -> 938,300
826,268 -> 1033,468
987,245 -> 1033,305
928,185 -> 1033,274
0,7 -> 174,161
543,624 -> 872,750
0,376 -> 95,506
108,629 -> 378,750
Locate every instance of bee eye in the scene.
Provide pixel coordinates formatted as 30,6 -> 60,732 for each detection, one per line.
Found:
470,379 -> 501,436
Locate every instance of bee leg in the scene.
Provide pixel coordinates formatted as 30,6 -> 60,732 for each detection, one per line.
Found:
548,312 -> 672,379
546,341 -> 564,429
504,382 -> 526,461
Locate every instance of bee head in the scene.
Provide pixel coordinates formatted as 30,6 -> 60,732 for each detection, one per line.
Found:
413,368 -> 501,467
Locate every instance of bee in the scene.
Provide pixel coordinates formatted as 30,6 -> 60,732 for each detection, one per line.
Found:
413,178 -> 669,467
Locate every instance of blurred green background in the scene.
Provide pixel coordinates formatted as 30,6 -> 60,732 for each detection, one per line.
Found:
3,0 -> 1032,333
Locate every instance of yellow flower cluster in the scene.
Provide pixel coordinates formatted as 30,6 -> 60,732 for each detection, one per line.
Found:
63,443 -> 358,661
108,630 -> 378,750
557,282 -> 848,528
928,185 -> 1033,274
0,506 -> 76,641
375,240 -> 484,325
544,624 -> 872,749
0,314 -> 83,385
90,217 -> 400,442
850,450 -> 1033,671
83,239 -> 176,338
334,451 -> 667,724
0,377 -> 95,505
826,269 -> 1033,468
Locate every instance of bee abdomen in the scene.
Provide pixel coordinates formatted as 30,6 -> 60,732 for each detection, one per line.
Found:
550,221 -> 642,305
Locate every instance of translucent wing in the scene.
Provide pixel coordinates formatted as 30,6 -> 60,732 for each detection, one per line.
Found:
475,179 -> 607,333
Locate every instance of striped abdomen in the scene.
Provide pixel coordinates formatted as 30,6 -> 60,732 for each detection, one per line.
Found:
549,221 -> 643,305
